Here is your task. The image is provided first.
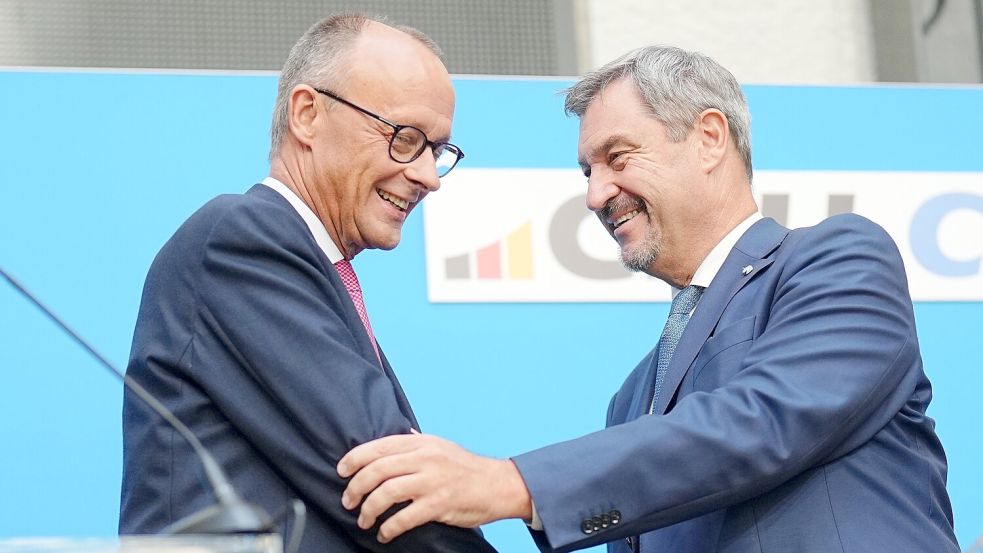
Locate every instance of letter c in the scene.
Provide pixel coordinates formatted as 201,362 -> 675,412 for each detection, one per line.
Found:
910,193 -> 983,277
549,194 -> 629,280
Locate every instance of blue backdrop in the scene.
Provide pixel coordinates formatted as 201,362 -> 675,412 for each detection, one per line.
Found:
1,70 -> 980,550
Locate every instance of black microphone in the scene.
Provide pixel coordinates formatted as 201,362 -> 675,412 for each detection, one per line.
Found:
0,266 -> 276,536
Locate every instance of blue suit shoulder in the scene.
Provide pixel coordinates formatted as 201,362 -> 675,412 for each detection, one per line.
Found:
134,185 -> 310,360
779,213 -> 909,287
179,186 -> 300,243
149,185 -> 312,274
790,213 -> 900,257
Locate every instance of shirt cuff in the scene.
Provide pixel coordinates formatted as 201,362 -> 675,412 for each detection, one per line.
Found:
527,499 -> 544,531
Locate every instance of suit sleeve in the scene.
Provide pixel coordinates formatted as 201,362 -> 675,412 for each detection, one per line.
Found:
511,215 -> 922,552
191,206 -> 496,552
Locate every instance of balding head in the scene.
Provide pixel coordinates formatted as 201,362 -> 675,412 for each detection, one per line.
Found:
336,20 -> 452,113
269,14 -> 444,160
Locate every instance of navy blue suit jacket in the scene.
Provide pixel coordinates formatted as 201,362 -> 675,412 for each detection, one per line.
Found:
513,215 -> 958,553
120,184 -> 496,553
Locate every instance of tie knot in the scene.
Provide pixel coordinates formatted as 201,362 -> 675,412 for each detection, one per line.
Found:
334,259 -> 361,291
670,285 -> 704,315
334,259 -> 353,272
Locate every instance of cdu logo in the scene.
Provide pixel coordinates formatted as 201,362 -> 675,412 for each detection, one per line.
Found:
440,193 -> 629,283
424,168 -> 983,302
444,222 -> 534,280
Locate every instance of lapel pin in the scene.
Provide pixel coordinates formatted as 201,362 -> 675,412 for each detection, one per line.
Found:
742,265 -> 753,276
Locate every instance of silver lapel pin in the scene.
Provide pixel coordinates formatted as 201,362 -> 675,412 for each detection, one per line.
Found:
742,265 -> 753,276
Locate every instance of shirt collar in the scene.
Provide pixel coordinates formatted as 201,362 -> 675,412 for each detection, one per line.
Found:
675,211 -> 763,296
262,176 -> 345,264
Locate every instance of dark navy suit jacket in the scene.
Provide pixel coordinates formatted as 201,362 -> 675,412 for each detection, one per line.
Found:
513,215 -> 958,553
120,184 -> 496,553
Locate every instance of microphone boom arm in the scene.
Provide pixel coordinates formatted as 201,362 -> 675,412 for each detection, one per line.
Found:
0,266 -> 277,536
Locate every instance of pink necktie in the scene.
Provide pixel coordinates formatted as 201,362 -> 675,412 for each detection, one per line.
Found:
333,259 -> 381,364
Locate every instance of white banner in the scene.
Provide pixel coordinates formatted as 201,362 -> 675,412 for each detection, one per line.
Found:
424,169 -> 983,302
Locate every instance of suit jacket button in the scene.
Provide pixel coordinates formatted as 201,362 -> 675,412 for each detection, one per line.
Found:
609,510 -> 621,524
600,513 -> 611,528
581,519 -> 594,534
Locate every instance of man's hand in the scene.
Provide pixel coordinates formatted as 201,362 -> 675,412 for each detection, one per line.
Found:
337,433 -> 533,543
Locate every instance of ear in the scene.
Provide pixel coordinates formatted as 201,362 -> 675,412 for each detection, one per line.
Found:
695,108 -> 729,174
287,85 -> 321,148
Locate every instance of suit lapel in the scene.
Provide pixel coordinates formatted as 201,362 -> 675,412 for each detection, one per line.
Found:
248,186 -> 370,354
652,218 -> 788,415
247,184 -> 420,426
326,256 -> 422,430
378,346 -> 421,430
625,349 -> 660,422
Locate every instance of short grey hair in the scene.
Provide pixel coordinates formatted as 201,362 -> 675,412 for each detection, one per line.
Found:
565,45 -> 752,182
268,13 -> 443,161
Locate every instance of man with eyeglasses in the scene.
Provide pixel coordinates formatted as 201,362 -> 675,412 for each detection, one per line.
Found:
120,14 -> 492,553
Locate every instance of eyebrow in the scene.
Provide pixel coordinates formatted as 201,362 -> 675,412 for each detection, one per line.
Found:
578,134 -> 634,171
416,123 -> 451,145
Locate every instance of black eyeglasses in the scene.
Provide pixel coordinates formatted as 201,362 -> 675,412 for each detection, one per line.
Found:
313,87 -> 464,178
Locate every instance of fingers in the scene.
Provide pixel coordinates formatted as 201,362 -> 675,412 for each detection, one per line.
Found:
376,497 -> 439,544
356,473 -> 421,530
337,433 -> 420,478
342,452 -> 417,510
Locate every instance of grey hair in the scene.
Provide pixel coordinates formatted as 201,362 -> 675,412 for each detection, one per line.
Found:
565,45 -> 752,182
268,13 -> 443,161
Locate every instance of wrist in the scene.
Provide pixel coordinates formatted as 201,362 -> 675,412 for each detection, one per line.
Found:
496,458 -> 533,521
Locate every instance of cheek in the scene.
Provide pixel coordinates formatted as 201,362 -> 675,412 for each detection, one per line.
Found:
352,165 -> 390,202
622,161 -> 662,197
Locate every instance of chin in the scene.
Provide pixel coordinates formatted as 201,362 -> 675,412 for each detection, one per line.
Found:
619,243 -> 661,273
369,234 -> 402,251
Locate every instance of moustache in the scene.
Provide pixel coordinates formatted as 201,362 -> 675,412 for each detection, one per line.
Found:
600,194 -> 645,222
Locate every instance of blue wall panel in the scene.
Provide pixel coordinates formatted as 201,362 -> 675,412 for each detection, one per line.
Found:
1,70 -> 980,550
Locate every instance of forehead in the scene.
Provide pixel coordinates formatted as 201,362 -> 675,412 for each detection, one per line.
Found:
342,25 -> 455,133
578,79 -> 657,158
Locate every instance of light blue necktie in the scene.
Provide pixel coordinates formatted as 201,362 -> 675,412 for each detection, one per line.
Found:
649,285 -> 705,414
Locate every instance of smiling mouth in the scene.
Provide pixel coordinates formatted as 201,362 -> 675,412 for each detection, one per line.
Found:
378,189 -> 409,212
613,209 -> 641,229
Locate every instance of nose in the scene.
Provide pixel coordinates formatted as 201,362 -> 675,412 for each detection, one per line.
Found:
586,169 -> 619,213
404,148 -> 441,192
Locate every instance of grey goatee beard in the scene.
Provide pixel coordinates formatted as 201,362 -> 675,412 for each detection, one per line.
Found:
601,195 -> 661,273
620,227 -> 661,273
